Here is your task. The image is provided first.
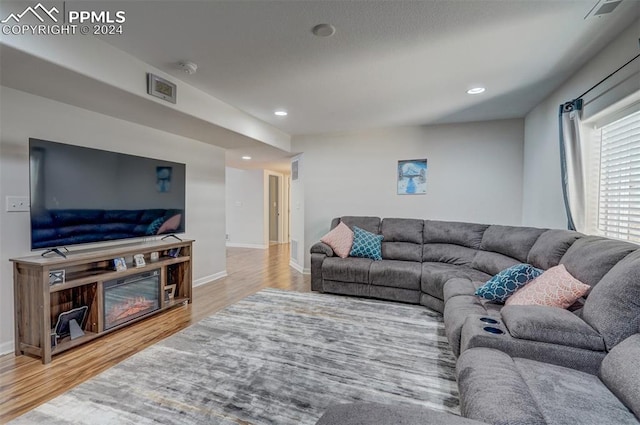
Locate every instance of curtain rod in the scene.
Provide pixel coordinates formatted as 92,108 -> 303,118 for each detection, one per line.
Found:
575,52 -> 640,101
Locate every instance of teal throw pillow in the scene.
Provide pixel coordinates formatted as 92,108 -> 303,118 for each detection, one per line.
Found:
146,217 -> 165,235
349,226 -> 383,260
475,263 -> 543,303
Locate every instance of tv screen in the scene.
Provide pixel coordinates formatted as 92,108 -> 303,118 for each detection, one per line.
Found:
29,138 -> 186,250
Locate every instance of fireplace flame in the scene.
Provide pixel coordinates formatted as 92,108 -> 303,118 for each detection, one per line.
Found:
106,296 -> 156,324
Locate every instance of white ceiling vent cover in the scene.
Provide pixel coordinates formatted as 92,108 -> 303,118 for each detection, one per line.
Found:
585,0 -> 623,19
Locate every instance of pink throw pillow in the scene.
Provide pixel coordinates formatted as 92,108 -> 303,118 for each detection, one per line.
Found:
320,222 -> 354,258
157,214 -> 182,234
505,264 -> 590,309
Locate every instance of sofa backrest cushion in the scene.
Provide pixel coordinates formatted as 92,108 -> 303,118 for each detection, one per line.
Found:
480,225 -> 546,263
469,225 -> 544,276
335,216 -> 381,234
560,236 -> 636,287
381,218 -> 423,262
583,250 -> 640,350
527,229 -> 582,270
599,334 -> 640,420
471,251 -> 520,276
423,220 -> 488,248
423,244 -> 480,266
422,221 -> 488,265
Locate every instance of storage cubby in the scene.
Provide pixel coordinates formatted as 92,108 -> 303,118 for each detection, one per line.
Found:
11,239 -> 193,364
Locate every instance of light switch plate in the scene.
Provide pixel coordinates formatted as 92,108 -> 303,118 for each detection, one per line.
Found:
6,196 -> 30,212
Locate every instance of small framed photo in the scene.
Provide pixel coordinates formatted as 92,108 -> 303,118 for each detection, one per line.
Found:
168,247 -> 181,258
147,73 -> 177,104
113,257 -> 127,271
164,284 -> 177,301
134,254 -> 146,268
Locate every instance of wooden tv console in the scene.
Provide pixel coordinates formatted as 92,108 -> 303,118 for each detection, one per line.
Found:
10,239 -> 193,364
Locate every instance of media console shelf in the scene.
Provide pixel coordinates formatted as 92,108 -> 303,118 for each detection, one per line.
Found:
11,239 -> 193,364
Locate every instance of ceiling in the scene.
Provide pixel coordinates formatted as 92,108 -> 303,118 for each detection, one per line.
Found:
97,0 -> 640,139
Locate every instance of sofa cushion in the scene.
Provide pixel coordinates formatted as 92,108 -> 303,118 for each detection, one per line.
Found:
321,222 -> 354,258
380,218 -> 423,244
443,278 -> 480,302
338,216 -> 381,234
350,226 -> 383,260
560,235 -> 636,287
421,263 -> 491,301
422,244 -> 479,265
471,251 -> 520,276
506,264 -> 591,309
323,257 -> 373,284
380,218 -> 423,261
527,229 -> 582,270
600,334 -> 640,420
370,260 -> 422,291
501,305 -> 605,351
382,242 -> 422,262
583,250 -> 640,350
480,225 -> 546,263
458,347 -> 638,425
423,220 -> 488,248
513,357 -> 639,425
475,263 -> 542,303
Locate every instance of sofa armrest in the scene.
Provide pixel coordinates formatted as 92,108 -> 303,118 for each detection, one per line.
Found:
311,242 -> 334,257
316,402 -> 487,425
501,305 -> 605,351
457,348 -> 546,425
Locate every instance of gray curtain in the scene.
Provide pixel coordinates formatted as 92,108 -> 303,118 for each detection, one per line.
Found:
559,99 -> 585,231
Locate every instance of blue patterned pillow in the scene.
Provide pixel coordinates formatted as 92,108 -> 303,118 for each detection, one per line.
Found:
349,226 -> 384,260
475,263 -> 543,303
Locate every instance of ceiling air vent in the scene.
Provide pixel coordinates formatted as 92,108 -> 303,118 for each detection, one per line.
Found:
585,0 -> 623,19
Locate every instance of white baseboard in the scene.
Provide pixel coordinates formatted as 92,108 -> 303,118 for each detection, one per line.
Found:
193,270 -> 227,287
289,260 -> 310,274
225,242 -> 268,249
0,340 -> 14,356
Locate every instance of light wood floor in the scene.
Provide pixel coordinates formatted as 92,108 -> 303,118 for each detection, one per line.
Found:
0,244 -> 309,423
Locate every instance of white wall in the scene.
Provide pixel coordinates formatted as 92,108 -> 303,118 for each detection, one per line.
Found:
522,22 -> 640,228
225,167 -> 266,248
289,155 -> 305,272
292,119 -> 525,269
0,87 -> 227,354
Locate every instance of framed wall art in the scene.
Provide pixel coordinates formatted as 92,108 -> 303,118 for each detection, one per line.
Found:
397,159 -> 427,195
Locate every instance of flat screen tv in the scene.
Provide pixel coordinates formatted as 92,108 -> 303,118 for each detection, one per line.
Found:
29,138 -> 186,251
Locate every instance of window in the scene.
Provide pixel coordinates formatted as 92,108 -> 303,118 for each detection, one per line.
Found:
594,109 -> 640,241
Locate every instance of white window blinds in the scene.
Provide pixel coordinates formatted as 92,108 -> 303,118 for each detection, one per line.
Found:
597,109 -> 640,241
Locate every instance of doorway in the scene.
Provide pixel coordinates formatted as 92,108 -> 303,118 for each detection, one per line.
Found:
268,175 -> 279,243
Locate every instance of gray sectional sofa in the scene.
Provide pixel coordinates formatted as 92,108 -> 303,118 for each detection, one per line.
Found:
311,216 -> 640,424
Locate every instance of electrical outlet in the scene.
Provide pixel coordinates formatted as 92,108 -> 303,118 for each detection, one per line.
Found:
225,234 -> 230,241
6,196 -> 30,212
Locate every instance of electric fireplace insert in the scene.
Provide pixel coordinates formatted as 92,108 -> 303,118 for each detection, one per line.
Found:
103,269 -> 161,330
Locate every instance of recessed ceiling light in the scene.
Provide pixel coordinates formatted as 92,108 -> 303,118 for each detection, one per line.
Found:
242,156 -> 251,160
467,87 -> 486,95
274,110 -> 288,116
312,23 -> 336,37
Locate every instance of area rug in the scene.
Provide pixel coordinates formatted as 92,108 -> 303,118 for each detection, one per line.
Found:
12,289 -> 459,425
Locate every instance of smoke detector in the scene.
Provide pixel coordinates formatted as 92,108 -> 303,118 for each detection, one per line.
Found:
179,61 -> 198,75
